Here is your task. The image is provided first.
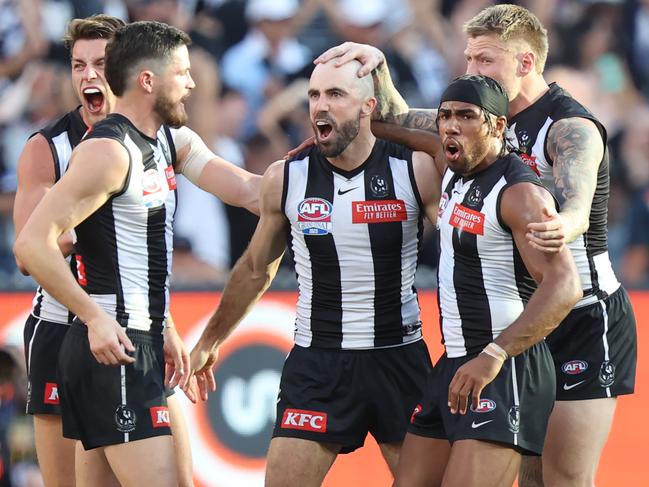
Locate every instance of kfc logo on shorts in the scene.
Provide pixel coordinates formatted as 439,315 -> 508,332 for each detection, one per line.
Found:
115,405 -> 137,433
44,382 -> 59,405
352,200 -> 407,224
281,409 -> 327,432
297,198 -> 333,235
562,360 -> 588,375
150,406 -> 170,428
449,203 -> 485,235
470,398 -> 496,413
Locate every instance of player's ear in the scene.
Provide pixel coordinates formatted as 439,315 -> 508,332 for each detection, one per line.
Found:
518,51 -> 535,76
360,96 -> 377,118
138,70 -> 155,94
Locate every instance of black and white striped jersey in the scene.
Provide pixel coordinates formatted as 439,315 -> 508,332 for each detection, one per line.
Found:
437,153 -> 545,358
30,107 -> 88,324
74,114 -> 177,332
507,83 -> 620,307
283,139 -> 424,350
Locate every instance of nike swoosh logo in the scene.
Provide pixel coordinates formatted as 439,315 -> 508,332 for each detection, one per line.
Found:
337,187 -> 358,195
471,420 -> 493,429
563,380 -> 586,391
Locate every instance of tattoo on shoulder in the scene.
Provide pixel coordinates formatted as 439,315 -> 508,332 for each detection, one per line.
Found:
401,109 -> 438,134
547,117 -> 602,207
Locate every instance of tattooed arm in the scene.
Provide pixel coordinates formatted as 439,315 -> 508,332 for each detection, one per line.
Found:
526,117 -> 603,251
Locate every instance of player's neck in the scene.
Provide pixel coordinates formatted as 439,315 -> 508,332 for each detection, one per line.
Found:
326,131 -> 376,172
112,95 -> 162,139
508,75 -> 550,118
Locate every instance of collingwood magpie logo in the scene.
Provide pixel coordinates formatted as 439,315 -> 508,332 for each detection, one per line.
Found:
507,405 -> 520,434
598,360 -> 616,387
115,405 -> 137,433
467,185 -> 482,207
370,175 -> 389,197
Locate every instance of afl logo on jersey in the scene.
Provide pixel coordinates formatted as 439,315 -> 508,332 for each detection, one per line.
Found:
470,398 -> 496,413
562,360 -> 588,375
297,198 -> 333,235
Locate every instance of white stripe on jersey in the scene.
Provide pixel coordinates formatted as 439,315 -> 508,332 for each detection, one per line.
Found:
389,156 -> 422,337
285,156 -> 314,347
330,170 -> 375,349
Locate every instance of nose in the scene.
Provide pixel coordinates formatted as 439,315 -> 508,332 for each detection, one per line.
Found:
442,117 -> 461,135
83,65 -> 97,80
465,60 -> 479,76
187,72 -> 196,90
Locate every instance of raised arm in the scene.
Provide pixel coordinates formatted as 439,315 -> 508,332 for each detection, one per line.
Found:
190,160 -> 288,399
448,183 -> 581,414
13,139 -> 135,365
173,126 -> 262,215
527,117 -> 603,250
13,134 -> 75,273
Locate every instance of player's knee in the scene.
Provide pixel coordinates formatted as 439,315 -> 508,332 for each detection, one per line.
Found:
544,464 -> 595,487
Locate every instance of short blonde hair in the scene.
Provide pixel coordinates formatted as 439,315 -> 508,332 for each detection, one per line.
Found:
464,4 -> 548,74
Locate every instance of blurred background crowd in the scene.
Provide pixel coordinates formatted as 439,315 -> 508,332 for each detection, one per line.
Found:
0,0 -> 647,485
1,0 -> 649,290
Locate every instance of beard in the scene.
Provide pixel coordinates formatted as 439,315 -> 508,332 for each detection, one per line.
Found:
154,92 -> 188,128
315,113 -> 361,158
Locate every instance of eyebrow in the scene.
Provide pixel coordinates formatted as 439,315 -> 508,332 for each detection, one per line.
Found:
71,56 -> 104,64
439,108 -> 480,116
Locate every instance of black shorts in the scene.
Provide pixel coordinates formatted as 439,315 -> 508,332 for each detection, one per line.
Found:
409,342 -> 555,456
273,340 -> 433,453
547,286 -> 637,401
24,315 -> 69,415
58,323 -> 171,450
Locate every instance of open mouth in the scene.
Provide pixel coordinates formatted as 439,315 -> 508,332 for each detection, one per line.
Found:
83,87 -> 104,114
444,139 -> 462,161
315,120 -> 334,141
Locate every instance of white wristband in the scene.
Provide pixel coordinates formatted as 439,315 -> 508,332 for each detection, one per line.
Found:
481,342 -> 508,363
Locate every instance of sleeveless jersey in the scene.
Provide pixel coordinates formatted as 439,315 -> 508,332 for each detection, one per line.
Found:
437,153 -> 546,358
507,82 -> 620,307
283,139 -> 424,350
30,107 -> 88,324
74,114 -> 177,332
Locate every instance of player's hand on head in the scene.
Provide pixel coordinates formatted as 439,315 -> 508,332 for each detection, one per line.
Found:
285,136 -> 315,160
163,326 -> 191,390
526,206 -> 566,253
86,314 -> 136,366
448,354 -> 503,415
314,42 -> 385,77
190,345 -> 219,401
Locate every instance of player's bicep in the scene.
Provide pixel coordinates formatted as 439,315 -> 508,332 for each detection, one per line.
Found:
246,161 -> 287,270
547,117 -> 602,208
13,134 -> 56,234
25,139 -> 129,237
501,183 -> 571,282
